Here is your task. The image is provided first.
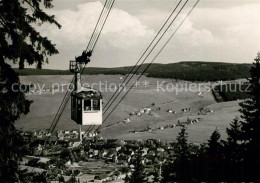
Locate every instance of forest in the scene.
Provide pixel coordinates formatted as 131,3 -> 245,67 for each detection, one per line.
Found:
15,62 -> 251,82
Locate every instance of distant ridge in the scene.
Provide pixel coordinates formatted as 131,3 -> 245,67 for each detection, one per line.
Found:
15,61 -> 252,81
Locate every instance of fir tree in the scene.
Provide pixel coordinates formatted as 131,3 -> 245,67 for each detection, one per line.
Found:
207,129 -> 222,156
205,129 -> 224,181
67,175 -> 77,183
239,52 -> 260,179
161,161 -> 174,183
124,174 -> 130,183
161,126 -> 191,182
152,167 -> 161,183
174,126 -> 191,181
0,0 -> 60,182
175,126 -> 190,161
128,150 -> 147,183
59,175 -> 65,183
223,117 -> 242,162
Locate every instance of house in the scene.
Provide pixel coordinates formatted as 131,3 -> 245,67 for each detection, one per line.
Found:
144,108 -> 152,114
116,146 -> 121,152
125,150 -> 135,156
20,157 -> 30,165
182,108 -> 187,112
147,150 -> 156,156
70,133 -> 78,139
64,133 -> 71,139
72,130 -> 78,134
38,157 -> 50,164
89,149 -> 94,155
80,149 -> 85,156
157,148 -> 165,152
139,109 -> 145,114
118,154 -> 131,163
112,154 -> 118,163
94,174 -> 109,182
45,133 -> 51,137
141,148 -> 149,156
94,150 -> 99,156
129,111 -> 135,116
37,134 -> 43,139
65,160 -> 71,166
58,133 -> 64,140
49,180 -> 59,183
102,150 -> 108,157
124,118 -> 131,123
167,109 -> 176,114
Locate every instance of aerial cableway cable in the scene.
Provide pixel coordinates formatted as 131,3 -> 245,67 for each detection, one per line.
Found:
80,0 -> 116,135
49,0 -> 115,133
86,0 -> 183,137
87,0 -> 115,52
85,0 -> 109,52
90,0 -> 115,53
102,0 -> 188,117
103,0 -> 182,112
79,0 -> 116,135
96,0 -> 200,132
100,0 -> 200,129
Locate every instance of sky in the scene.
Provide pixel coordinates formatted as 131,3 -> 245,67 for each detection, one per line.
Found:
24,0 -> 260,69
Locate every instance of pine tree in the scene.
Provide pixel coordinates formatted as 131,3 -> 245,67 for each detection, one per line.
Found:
124,174 -> 130,183
59,175 -> 65,182
67,175 -> 77,183
174,126 -> 191,181
239,52 -> 260,179
206,129 -> 224,181
0,0 -> 60,182
223,117 -> 242,162
175,126 -> 190,161
161,161 -> 174,183
128,150 -> 147,183
161,126 -> 190,182
207,129 -> 222,156
152,167 -> 161,183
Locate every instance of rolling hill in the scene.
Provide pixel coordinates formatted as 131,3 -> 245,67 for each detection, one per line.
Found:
16,74 -> 242,143
15,61 -> 251,81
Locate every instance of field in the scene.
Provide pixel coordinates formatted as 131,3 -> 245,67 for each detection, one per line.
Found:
15,75 -> 241,143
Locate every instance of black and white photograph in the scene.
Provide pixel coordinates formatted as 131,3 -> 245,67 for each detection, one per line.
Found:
0,0 -> 260,182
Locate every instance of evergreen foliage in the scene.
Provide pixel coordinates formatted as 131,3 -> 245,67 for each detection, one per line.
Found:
223,117 -> 242,161
0,0 -> 60,182
207,128 -> 222,156
239,52 -> 260,179
128,150 -> 147,183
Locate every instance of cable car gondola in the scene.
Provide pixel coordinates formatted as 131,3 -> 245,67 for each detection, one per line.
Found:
70,59 -> 102,126
71,88 -> 102,125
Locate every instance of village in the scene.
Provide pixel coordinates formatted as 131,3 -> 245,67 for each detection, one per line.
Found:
19,130 -> 193,183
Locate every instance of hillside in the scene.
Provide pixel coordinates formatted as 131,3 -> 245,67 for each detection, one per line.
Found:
15,74 -> 244,142
15,61 -> 251,81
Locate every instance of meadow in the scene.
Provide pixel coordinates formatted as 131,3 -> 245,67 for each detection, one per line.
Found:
15,75 -> 241,143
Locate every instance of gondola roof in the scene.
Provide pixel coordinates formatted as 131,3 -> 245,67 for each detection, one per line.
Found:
72,88 -> 102,99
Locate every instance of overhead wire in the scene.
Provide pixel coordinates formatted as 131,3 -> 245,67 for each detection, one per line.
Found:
102,0 -> 188,116
103,0 -> 182,112
91,0 -> 115,53
79,0 -> 116,135
81,0 -> 115,135
49,0 -> 115,133
85,0 -> 109,52
96,0 -> 200,132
